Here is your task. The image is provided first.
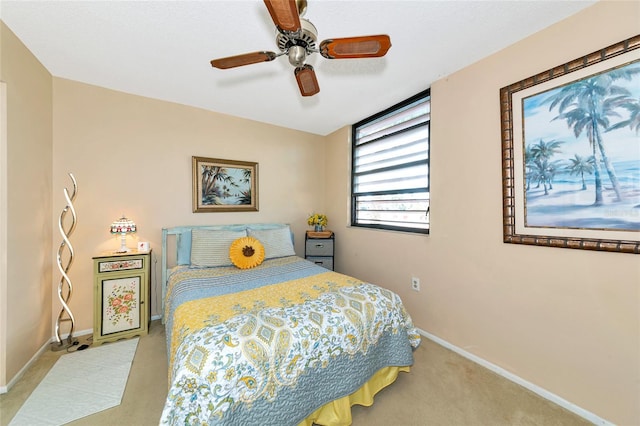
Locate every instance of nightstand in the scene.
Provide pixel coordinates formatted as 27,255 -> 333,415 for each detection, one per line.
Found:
305,231 -> 334,270
92,249 -> 151,345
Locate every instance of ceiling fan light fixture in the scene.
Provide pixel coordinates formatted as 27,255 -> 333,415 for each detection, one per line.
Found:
288,45 -> 306,67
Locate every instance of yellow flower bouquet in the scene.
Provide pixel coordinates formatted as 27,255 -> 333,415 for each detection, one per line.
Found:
307,213 -> 328,230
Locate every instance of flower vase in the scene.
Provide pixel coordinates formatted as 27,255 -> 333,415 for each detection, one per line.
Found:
314,224 -> 324,232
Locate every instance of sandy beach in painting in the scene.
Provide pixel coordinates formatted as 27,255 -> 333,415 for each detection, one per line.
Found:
525,181 -> 640,231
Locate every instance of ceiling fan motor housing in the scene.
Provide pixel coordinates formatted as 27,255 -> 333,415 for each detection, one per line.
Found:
276,18 -> 318,67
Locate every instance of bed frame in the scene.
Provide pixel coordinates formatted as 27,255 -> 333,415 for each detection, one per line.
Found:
161,223 -> 292,315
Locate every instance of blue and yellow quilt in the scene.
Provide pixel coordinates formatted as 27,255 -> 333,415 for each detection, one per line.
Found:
161,256 -> 420,425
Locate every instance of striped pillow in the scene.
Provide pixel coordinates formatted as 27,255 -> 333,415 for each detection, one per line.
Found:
247,226 -> 295,259
190,229 -> 247,267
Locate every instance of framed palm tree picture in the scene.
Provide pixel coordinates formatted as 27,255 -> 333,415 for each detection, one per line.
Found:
500,35 -> 639,254
192,156 -> 258,212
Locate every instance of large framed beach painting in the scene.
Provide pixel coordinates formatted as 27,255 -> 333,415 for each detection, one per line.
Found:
192,156 -> 258,212
500,35 -> 640,254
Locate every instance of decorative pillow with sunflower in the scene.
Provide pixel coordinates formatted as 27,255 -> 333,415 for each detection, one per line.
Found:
229,236 -> 265,269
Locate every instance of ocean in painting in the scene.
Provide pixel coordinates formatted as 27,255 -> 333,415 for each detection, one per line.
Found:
525,159 -> 640,231
522,59 -> 640,233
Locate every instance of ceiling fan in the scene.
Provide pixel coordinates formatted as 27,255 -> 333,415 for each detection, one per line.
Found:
210,0 -> 391,97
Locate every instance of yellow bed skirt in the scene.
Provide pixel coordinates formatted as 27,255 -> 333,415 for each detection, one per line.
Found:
299,365 -> 411,426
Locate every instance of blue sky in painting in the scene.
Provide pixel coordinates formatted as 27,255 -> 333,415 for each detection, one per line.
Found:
523,61 -> 640,162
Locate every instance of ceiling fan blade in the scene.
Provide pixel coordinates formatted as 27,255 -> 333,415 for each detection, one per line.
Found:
294,64 -> 320,97
319,35 -> 391,59
264,0 -> 301,33
210,51 -> 277,69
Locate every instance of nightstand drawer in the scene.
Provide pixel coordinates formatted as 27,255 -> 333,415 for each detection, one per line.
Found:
307,256 -> 333,270
305,239 -> 334,256
305,231 -> 335,271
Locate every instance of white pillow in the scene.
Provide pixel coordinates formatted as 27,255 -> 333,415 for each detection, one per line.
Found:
190,229 -> 247,267
247,226 -> 295,259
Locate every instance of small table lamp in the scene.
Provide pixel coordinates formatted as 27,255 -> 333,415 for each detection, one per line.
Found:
110,215 -> 137,253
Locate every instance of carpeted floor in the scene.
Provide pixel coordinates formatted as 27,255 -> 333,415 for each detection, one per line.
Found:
9,338 -> 138,425
1,320 -> 590,426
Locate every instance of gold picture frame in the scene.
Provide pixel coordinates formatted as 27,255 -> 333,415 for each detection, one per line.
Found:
500,35 -> 640,254
192,156 -> 258,213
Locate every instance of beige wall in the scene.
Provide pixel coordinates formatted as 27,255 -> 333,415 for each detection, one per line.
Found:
52,78 -> 326,329
0,22 -> 53,385
327,1 -> 639,424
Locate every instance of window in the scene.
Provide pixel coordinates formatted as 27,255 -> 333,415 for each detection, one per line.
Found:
351,90 -> 430,233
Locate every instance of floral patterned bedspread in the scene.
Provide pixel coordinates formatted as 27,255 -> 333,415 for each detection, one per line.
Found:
161,256 -> 420,425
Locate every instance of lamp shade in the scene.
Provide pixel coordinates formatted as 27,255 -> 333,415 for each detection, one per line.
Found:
110,216 -> 137,234
110,216 -> 136,253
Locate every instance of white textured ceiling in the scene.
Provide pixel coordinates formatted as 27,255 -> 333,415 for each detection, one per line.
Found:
1,0 -> 596,135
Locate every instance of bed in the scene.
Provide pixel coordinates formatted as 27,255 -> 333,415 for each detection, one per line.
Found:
160,223 -> 421,425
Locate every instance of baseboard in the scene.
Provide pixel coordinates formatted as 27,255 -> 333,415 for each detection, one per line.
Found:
0,328 -> 94,394
418,329 -> 613,426
0,320 -> 164,394
0,338 -> 50,394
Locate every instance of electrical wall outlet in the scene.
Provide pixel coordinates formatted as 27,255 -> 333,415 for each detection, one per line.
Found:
411,276 -> 420,291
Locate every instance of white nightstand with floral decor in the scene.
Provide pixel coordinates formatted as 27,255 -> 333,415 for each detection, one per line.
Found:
92,249 -> 151,345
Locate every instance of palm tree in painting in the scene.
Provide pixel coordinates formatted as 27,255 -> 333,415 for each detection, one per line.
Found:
545,160 -> 564,190
528,158 -> 554,195
525,145 -> 534,191
241,168 -> 252,185
201,166 -> 233,205
607,96 -> 640,134
526,139 -> 564,191
566,154 -> 595,190
529,138 -> 564,162
238,189 -> 252,205
544,66 -> 640,204
234,169 -> 253,205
